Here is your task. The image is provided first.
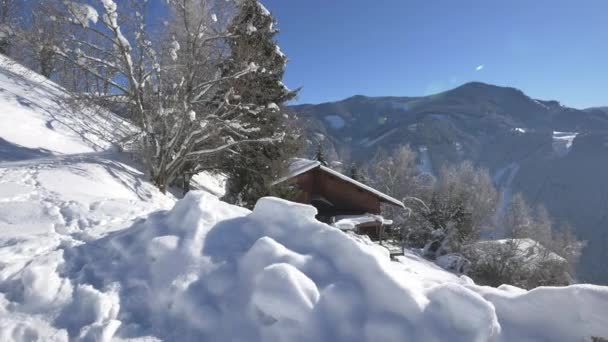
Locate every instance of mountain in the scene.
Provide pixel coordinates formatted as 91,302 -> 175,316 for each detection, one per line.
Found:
291,82 -> 608,284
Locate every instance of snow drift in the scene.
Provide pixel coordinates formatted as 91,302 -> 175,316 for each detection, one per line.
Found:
2,191 -> 605,341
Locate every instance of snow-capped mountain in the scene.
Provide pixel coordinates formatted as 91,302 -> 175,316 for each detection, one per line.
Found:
291,82 -> 608,284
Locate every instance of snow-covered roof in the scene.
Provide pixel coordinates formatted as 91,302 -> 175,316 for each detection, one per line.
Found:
333,214 -> 393,231
273,158 -> 405,208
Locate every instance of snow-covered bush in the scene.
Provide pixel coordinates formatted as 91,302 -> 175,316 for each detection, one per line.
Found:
464,239 -> 572,289
400,161 -> 498,259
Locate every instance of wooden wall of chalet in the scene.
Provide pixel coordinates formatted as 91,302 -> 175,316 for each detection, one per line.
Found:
292,169 -> 381,217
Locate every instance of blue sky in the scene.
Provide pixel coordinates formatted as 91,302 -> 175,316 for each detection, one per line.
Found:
261,0 -> 608,108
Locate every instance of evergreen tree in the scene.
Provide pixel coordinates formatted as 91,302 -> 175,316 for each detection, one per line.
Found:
314,142 -> 328,165
349,164 -> 360,181
219,0 -> 301,207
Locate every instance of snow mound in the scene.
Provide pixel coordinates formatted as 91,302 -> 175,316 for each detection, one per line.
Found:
2,192 -> 605,341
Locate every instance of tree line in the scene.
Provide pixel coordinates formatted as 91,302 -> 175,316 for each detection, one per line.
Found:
363,145 -> 583,289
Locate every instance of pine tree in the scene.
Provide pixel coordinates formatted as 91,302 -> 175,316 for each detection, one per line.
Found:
219,0 -> 301,207
314,142 -> 328,166
349,164 -> 360,181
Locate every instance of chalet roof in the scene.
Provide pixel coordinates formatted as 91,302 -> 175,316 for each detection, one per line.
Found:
273,158 -> 405,209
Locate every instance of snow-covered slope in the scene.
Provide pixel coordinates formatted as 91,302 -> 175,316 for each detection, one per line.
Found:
0,56 -> 174,340
0,54 -> 174,237
0,56 -> 132,157
0,58 -> 607,341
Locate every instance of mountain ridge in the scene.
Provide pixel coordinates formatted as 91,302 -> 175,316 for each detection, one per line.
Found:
290,82 -> 608,284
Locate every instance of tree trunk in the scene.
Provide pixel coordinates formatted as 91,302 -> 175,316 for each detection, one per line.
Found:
153,173 -> 168,194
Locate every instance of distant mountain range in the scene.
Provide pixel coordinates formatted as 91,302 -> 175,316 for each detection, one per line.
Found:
290,82 -> 608,284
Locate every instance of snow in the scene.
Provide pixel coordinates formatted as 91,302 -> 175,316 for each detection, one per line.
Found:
169,40 -> 180,62
1,192 -> 605,341
190,171 -> 227,197
69,3 -> 99,27
0,56 -> 174,338
188,109 -> 196,121
436,254 -> 470,273
475,238 -> 566,264
0,55 -> 608,342
257,2 -> 271,16
552,131 -> 578,156
275,45 -> 286,59
360,128 -> 398,147
533,99 -> 550,110
267,102 -> 280,111
0,56 -> 131,155
332,214 -> 391,231
247,23 -> 258,34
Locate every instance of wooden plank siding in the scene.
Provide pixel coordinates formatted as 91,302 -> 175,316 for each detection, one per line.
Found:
291,169 -> 381,223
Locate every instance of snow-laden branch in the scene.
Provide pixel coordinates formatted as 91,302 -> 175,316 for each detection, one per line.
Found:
186,134 -> 284,159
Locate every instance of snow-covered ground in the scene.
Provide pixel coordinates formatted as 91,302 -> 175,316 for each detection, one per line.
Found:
0,58 -> 607,341
3,192 -> 605,341
0,56 -> 132,156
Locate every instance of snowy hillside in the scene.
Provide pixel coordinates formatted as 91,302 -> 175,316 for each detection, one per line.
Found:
0,58 -> 607,341
0,54 -> 174,237
0,56 -> 132,157
0,56 -> 175,339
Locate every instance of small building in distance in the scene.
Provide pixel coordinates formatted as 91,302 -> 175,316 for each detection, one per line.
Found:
273,159 -> 405,241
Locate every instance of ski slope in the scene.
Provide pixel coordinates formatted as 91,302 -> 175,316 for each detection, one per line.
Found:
0,58 -> 607,341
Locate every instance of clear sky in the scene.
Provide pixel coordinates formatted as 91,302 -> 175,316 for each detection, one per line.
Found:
260,0 -> 608,108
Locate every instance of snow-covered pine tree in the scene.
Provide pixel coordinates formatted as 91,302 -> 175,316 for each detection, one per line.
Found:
314,141 -> 328,166
218,0 -> 302,207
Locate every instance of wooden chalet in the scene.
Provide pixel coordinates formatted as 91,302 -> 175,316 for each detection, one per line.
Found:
273,159 -> 405,241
